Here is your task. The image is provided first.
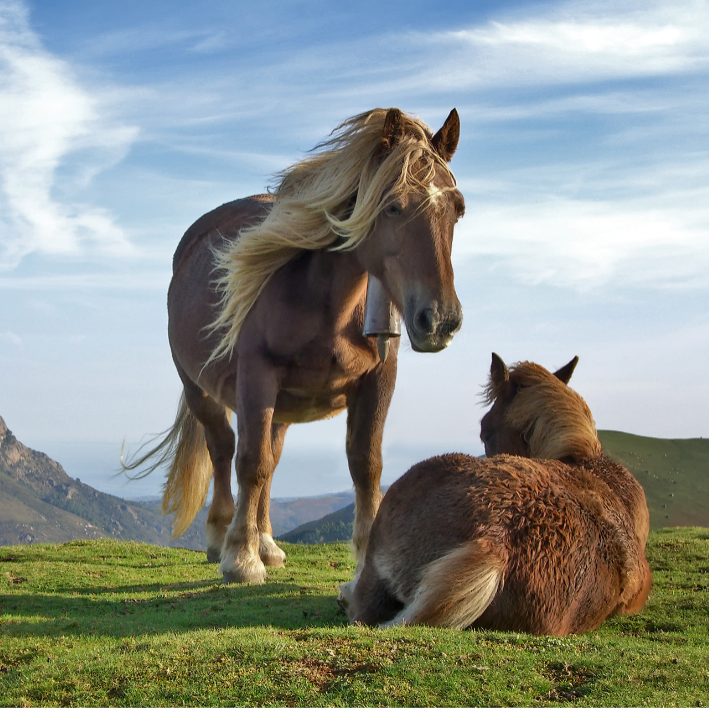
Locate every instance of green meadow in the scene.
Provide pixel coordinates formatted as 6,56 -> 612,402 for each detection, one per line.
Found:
1,531 -> 708,707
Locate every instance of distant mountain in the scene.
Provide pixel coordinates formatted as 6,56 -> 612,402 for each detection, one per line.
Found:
278,502 -> 355,544
0,414 -> 353,548
270,492 -> 354,537
4,413 -> 706,550
279,431 -> 709,543
0,414 -> 206,549
137,492 -> 354,540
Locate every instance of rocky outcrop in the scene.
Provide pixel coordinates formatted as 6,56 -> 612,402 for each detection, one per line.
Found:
0,415 -> 79,499
0,414 -> 203,548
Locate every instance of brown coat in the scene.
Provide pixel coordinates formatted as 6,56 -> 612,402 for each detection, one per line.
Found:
344,355 -> 651,634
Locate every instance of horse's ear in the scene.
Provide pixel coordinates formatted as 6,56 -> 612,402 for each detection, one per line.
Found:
378,108 -> 405,156
554,356 -> 579,385
431,109 -> 460,162
490,352 -> 509,387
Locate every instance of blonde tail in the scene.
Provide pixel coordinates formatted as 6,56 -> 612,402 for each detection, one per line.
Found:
384,540 -> 506,629
121,394 -> 213,538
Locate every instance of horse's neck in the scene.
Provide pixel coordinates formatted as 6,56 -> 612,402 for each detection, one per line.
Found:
299,247 -> 369,317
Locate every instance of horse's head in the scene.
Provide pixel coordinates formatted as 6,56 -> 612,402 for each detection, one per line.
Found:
354,109 -> 465,353
480,352 -> 601,463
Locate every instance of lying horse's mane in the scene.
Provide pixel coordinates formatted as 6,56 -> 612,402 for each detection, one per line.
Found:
484,360 -> 602,463
207,108 -> 457,364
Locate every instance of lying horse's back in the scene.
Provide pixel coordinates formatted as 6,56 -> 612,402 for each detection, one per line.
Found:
344,354 -> 651,634
354,451 -> 650,634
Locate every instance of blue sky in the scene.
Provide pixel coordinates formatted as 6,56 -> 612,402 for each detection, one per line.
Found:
1,0 -> 707,499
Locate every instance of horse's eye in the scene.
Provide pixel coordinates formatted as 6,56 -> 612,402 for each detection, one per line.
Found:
383,203 -> 403,217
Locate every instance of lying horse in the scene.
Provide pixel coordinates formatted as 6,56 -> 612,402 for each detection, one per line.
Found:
124,108 -> 465,584
341,354 -> 651,634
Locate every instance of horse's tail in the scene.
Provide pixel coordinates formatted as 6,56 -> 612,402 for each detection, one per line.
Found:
121,394 -> 212,538
395,539 -> 506,630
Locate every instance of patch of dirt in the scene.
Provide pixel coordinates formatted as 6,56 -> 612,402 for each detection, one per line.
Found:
280,657 -> 379,693
538,661 -> 596,702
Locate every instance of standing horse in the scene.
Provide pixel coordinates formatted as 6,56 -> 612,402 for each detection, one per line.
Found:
341,354 -> 652,634
124,108 -> 465,584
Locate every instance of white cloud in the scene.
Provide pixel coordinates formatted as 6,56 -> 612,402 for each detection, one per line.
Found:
424,0 -> 709,89
0,270 -> 171,291
0,330 -> 21,346
454,191 -> 709,290
0,0 -> 138,269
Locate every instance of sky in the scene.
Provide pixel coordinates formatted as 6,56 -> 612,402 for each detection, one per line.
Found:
0,0 -> 707,500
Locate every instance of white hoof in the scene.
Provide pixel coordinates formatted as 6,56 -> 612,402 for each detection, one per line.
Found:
337,574 -> 359,615
219,554 -> 267,584
259,533 -> 286,568
206,522 -> 227,562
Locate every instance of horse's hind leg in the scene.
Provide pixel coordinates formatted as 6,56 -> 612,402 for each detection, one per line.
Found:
204,417 -> 236,563
256,422 -> 289,567
346,559 -> 403,625
180,379 -> 236,563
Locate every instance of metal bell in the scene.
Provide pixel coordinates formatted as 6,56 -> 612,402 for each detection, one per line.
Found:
362,275 -> 401,363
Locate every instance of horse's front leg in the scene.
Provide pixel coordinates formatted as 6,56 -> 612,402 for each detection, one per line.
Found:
346,342 -> 398,567
220,372 -> 278,584
257,422 -> 289,567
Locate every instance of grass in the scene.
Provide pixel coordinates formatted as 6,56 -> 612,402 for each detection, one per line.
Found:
1,531 -> 708,707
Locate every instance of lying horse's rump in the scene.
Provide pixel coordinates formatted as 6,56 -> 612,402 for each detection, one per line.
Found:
342,354 -> 651,634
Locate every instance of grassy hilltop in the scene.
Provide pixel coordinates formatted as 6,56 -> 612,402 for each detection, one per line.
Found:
1,530 -> 708,706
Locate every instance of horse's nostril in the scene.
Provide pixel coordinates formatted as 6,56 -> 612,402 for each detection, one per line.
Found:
441,316 -> 461,339
414,307 -> 435,334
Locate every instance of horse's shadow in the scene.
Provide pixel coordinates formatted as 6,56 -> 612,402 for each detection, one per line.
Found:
1,578 -> 348,638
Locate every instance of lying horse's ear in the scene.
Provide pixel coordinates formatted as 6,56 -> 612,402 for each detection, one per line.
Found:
431,109 -> 460,162
490,352 -> 509,387
378,108 -> 405,156
554,356 -> 579,385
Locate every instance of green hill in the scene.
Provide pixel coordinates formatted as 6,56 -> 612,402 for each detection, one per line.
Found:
281,431 -> 709,543
598,430 -> 709,529
278,502 -> 356,544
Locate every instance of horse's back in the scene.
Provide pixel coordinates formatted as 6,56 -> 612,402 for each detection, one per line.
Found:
167,195 -> 273,396
172,194 -> 274,273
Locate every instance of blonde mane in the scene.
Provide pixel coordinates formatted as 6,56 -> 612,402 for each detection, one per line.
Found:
206,108 -> 456,364
485,361 -> 601,462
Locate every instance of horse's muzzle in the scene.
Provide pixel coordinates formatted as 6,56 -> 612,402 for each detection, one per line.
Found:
406,301 -> 463,352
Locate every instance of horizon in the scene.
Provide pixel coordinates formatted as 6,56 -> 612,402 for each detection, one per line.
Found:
1,0 -> 708,499
8,419 -> 705,501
